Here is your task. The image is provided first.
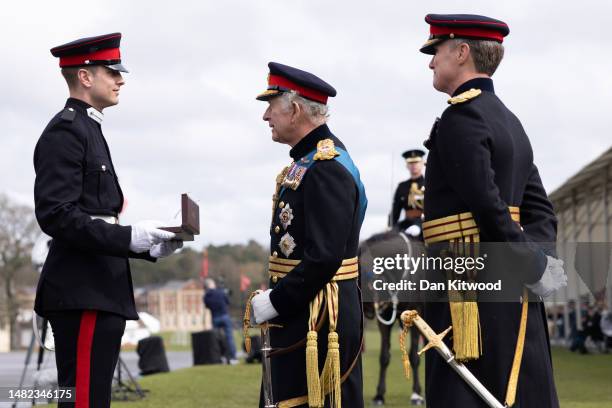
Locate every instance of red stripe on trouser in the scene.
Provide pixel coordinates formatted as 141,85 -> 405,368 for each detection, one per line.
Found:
76,311 -> 97,408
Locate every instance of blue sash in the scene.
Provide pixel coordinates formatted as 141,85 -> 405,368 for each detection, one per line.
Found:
279,147 -> 367,224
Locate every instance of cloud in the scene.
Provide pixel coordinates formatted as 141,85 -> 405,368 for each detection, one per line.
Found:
1,0 -> 610,247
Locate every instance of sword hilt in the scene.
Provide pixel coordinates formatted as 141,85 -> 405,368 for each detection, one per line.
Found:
400,310 -> 452,353
243,290 -> 284,354
399,310 -> 505,408
243,291 -> 261,354
417,325 -> 452,355
399,310 -> 453,379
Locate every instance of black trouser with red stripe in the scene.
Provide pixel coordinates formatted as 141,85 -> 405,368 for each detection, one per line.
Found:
48,310 -> 126,408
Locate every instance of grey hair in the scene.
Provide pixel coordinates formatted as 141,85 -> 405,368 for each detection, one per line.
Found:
279,91 -> 329,124
450,38 -> 505,76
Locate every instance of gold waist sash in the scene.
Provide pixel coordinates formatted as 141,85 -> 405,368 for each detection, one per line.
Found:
422,206 -> 520,244
267,255 -> 359,408
420,205 -> 528,405
268,256 -> 359,283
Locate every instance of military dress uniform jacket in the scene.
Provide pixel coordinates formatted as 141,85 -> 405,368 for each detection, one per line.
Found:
423,78 -> 559,407
391,175 -> 424,230
33,98 -> 152,320
265,124 -> 366,408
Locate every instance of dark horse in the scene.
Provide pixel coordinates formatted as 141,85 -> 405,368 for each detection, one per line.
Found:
360,229 -> 425,406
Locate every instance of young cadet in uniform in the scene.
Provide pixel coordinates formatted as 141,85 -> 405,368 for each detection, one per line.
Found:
251,62 -> 367,408
390,149 -> 426,237
417,15 -> 567,407
33,33 -> 182,407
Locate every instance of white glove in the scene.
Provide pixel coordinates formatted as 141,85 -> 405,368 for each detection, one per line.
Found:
406,225 -> 421,237
526,256 -> 567,298
251,289 -> 279,324
129,220 -> 176,253
150,240 -> 183,258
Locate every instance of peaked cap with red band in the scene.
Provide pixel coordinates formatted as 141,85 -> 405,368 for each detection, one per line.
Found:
420,14 -> 509,55
50,33 -> 128,73
256,62 -> 336,105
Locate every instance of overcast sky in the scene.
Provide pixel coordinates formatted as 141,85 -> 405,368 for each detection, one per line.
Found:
1,0 -> 610,249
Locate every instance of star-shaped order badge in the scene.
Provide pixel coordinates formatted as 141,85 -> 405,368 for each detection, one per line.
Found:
279,204 -> 294,230
279,233 -> 296,257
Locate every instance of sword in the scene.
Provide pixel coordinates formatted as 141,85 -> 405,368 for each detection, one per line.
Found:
244,291 -> 280,408
260,321 -> 276,408
400,310 -> 505,408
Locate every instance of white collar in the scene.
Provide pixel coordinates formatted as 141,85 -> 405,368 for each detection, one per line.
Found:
86,107 -> 104,124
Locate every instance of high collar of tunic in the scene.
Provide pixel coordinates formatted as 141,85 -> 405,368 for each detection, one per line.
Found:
289,123 -> 334,160
452,77 -> 495,96
65,97 -> 104,124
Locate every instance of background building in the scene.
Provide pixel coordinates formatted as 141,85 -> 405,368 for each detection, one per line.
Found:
549,147 -> 612,334
144,279 -> 211,332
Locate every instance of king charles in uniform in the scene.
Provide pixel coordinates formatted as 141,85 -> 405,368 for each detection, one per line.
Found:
250,62 -> 367,408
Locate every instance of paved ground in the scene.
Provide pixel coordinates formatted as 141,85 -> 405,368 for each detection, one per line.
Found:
0,350 -> 193,407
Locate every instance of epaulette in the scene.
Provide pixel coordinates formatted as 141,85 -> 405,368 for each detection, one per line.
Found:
448,88 -> 482,105
60,107 -> 76,122
313,138 -> 340,161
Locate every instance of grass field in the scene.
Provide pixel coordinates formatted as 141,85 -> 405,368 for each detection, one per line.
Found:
108,327 -> 612,408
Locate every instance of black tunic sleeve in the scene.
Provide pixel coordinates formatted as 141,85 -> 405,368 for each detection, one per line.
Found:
391,184 -> 403,226
520,164 -> 558,256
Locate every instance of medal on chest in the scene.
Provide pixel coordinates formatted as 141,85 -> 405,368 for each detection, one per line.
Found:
279,203 -> 294,230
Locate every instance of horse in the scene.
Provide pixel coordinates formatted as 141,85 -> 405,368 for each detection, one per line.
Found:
360,229 -> 425,406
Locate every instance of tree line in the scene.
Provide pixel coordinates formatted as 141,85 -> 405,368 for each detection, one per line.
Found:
0,193 -> 270,349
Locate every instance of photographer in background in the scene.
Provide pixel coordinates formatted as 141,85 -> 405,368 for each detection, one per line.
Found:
203,279 -> 238,364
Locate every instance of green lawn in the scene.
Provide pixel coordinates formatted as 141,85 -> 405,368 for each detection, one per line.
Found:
108,327 -> 612,407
